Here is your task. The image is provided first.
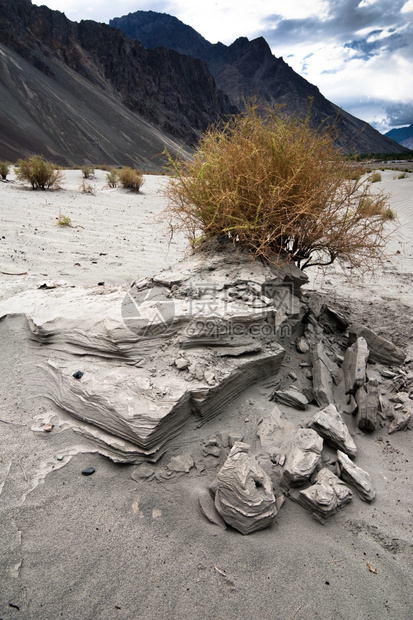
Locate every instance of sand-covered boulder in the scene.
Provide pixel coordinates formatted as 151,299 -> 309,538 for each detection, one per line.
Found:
282,428 -> 323,487
213,442 -> 277,534
293,468 -> 352,520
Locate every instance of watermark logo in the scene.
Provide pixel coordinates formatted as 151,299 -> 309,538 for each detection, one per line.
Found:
121,280 -> 295,339
122,284 -> 175,337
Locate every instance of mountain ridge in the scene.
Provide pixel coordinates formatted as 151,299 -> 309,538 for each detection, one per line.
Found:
0,1 -> 409,167
0,0 -> 235,167
385,124 -> 413,149
110,10 -> 410,155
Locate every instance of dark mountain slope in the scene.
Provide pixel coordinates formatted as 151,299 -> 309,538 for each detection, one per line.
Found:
111,10 -> 410,155
0,42 -> 191,167
0,0 -> 235,166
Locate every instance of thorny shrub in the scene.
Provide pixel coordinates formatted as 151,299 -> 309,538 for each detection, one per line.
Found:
165,104 -> 395,270
81,166 -> 94,179
0,161 -> 9,180
118,167 -> 145,192
15,156 -> 63,190
106,169 -> 118,188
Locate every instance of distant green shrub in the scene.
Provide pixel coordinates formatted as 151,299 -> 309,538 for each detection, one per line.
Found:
118,167 -> 145,191
81,166 -> 94,179
106,169 -> 118,188
15,156 -> 63,190
0,161 -> 10,180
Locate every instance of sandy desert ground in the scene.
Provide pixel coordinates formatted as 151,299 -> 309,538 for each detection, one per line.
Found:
0,168 -> 412,620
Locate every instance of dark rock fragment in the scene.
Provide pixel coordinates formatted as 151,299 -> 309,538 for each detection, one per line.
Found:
81,467 -> 95,475
269,388 -> 309,410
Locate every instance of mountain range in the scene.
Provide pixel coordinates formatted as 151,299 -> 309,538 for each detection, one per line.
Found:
385,124 -> 413,150
0,1 -> 409,168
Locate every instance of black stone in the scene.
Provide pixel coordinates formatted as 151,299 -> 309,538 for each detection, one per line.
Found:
81,467 -> 96,476
73,371 -> 84,379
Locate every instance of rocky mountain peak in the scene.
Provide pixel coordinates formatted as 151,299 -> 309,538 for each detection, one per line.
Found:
111,9 -> 410,155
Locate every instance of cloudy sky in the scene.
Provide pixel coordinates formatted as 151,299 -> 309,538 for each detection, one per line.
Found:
32,0 -> 413,132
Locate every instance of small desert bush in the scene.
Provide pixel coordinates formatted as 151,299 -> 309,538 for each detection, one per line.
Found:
166,104 -> 393,271
383,207 -> 396,220
81,166 -> 94,179
80,180 -> 95,194
368,171 -> 382,183
15,156 -> 63,190
0,161 -> 10,180
118,167 -> 145,191
344,166 -> 363,181
106,168 -> 118,188
397,172 -> 408,179
57,214 -> 71,226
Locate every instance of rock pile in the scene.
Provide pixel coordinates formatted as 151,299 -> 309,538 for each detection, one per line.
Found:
1,247 -> 411,534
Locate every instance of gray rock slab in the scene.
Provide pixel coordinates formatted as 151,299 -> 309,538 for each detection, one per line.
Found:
355,380 -> 379,431
337,450 -> 376,502
269,388 -> 309,410
214,442 -> 277,535
342,337 -> 369,395
41,346 -> 284,460
308,403 -> 357,458
311,342 -> 337,407
388,409 -> 412,434
349,325 -> 406,366
256,404 -> 286,448
198,489 -> 227,529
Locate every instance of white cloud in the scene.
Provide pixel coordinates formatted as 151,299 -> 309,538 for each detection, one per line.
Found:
401,0 -> 413,12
